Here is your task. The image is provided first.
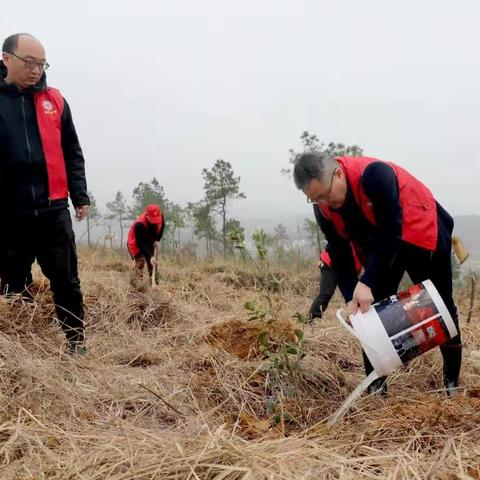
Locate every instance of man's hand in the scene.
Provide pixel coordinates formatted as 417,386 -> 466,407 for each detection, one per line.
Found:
75,205 -> 90,221
348,282 -> 374,315
150,257 -> 157,268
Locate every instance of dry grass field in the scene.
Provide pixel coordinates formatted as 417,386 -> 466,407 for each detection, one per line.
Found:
0,249 -> 479,479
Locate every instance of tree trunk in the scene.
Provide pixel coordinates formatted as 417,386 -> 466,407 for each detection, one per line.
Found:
467,274 -> 476,323
108,225 -> 113,250
87,215 -> 91,248
119,220 -> 124,251
222,196 -> 227,256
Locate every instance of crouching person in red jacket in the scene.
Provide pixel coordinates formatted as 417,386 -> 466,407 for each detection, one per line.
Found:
127,205 -> 165,285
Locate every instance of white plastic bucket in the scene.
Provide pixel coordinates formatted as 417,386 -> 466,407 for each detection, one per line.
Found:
336,280 -> 458,377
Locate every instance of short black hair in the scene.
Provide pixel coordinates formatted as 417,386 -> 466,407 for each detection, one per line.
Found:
293,151 -> 337,190
2,33 -> 34,53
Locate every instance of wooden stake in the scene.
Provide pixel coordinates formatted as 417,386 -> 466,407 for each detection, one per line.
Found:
467,273 -> 476,324
151,243 -> 158,287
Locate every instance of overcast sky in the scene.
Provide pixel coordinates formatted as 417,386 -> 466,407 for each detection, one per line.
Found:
2,0 -> 480,223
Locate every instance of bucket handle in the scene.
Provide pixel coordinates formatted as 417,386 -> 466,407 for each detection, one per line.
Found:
336,308 -> 378,354
336,309 -> 358,339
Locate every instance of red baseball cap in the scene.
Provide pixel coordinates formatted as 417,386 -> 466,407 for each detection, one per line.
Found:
145,204 -> 162,224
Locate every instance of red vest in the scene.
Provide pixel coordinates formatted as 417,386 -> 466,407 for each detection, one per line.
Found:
319,157 -> 438,254
34,88 -> 68,200
127,213 -> 163,257
320,250 -> 331,267
320,245 -> 362,272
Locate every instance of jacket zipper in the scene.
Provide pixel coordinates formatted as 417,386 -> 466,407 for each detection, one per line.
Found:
21,96 -> 37,206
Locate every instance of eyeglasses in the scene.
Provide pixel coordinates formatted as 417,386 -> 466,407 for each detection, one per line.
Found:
7,52 -> 50,71
307,168 -> 337,204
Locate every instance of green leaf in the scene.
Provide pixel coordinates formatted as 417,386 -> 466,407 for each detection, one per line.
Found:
292,312 -> 308,324
257,331 -> 269,348
244,301 -> 256,312
286,346 -> 298,355
294,329 -> 304,341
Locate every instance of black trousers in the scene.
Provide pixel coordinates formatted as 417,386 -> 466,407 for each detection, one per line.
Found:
0,208 -> 85,344
310,263 -> 338,318
133,253 -> 153,276
363,204 -> 461,385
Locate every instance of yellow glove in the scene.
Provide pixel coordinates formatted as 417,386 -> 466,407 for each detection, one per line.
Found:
452,236 -> 469,264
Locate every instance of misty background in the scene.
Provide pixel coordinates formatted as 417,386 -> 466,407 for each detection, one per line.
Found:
2,0 -> 479,265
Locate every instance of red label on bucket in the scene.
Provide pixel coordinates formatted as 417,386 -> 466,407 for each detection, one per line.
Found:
374,283 -> 451,364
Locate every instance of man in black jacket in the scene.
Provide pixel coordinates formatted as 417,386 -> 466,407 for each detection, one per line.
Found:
0,33 -> 89,354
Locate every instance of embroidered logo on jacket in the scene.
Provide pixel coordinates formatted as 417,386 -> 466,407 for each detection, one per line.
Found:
42,99 -> 56,114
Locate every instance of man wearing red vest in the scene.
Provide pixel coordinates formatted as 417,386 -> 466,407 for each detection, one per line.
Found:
293,152 -> 462,396
127,205 -> 165,284
0,34 -> 89,354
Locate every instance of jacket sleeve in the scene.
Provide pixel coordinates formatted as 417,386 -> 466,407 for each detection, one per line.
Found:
61,98 -> 90,208
313,205 -> 358,303
359,161 -> 402,291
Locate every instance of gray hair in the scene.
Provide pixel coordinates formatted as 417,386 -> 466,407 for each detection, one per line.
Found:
293,151 -> 338,190
2,33 -> 35,54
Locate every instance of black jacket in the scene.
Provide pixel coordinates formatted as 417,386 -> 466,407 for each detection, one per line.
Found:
0,61 -> 89,216
134,217 -> 166,260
